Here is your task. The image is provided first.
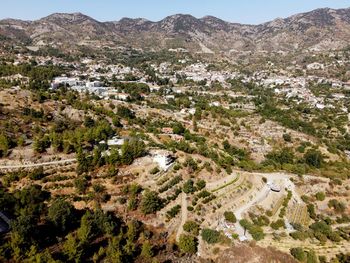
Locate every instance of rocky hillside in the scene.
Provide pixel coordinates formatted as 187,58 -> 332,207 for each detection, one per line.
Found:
0,7 -> 349,55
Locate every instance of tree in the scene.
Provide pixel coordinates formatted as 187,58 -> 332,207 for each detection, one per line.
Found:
33,136 -> 51,153
265,148 -> 295,165
105,236 -> 123,262
140,241 -> 153,259
29,167 -> 45,180
304,149 -> 324,168
172,122 -> 185,135
63,233 -> 82,262
121,138 -> 146,165
196,180 -> 206,190
76,149 -> 91,175
183,179 -> 195,194
224,211 -> 237,223
0,134 -> 10,157
77,213 -> 93,246
183,221 -> 200,236
48,198 -> 74,231
117,106 -> 135,119
140,191 -> 163,215
74,177 -> 89,194
178,234 -> 197,254
201,228 -> 220,244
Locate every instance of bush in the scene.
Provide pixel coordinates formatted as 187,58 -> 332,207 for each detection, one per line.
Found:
150,166 -> 160,175
166,205 -> 181,219
290,247 -> 307,262
159,176 -> 182,193
283,133 -> 292,142
328,199 -> 346,213
29,167 -> 45,180
270,219 -> 285,230
315,192 -> 325,201
290,231 -> 309,241
224,211 -> 237,223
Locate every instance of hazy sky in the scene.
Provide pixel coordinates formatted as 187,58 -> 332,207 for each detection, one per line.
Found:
0,0 -> 349,24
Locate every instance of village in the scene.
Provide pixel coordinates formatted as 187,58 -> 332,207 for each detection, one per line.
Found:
0,42 -> 349,263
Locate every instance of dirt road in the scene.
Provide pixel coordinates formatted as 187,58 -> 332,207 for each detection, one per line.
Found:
0,158 -> 77,170
234,184 -> 271,240
176,192 -> 188,241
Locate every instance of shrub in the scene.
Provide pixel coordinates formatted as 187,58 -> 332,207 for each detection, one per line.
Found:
150,166 -> 160,175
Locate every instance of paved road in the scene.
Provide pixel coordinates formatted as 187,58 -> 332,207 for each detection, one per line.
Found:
0,158 -> 76,170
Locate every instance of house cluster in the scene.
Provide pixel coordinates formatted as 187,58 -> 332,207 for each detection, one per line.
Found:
172,63 -> 234,85
51,76 -> 134,101
250,73 -> 348,111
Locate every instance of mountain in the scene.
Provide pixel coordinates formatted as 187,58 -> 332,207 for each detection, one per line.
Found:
0,7 -> 349,55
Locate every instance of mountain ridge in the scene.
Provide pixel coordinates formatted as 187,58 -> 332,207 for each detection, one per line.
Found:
1,7 -> 349,55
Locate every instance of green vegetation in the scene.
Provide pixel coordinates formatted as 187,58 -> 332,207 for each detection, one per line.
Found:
201,228 -> 221,244
166,205 -> 181,219
315,192 -> 326,201
140,190 -> 164,215
178,234 -> 198,254
224,211 -> 237,223
239,219 -> 265,241
183,221 -> 200,236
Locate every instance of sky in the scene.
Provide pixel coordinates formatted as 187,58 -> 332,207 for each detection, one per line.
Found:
0,0 -> 349,24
